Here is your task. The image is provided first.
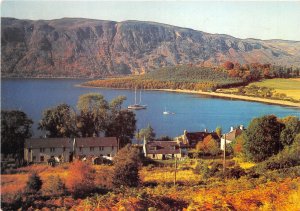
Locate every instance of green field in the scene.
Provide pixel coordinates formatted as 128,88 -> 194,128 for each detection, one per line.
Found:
250,78 -> 300,100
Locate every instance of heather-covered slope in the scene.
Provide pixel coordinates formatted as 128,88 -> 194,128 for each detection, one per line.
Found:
2,17 -> 300,78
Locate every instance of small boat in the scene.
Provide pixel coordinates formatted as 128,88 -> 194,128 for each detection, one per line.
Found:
128,88 -> 147,110
163,107 -> 174,115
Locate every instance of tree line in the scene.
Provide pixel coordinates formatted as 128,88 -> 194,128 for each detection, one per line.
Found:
224,61 -> 300,81
1,93 -> 137,160
84,63 -> 299,92
84,65 -> 244,91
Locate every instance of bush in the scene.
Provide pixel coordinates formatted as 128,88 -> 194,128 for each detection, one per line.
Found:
26,172 -> 42,193
42,175 -> 66,196
203,162 -> 222,179
193,160 -> 209,175
224,166 -> 246,179
95,166 -> 114,189
253,137 -> 300,174
66,161 -> 95,198
1,192 -> 23,210
112,144 -> 141,188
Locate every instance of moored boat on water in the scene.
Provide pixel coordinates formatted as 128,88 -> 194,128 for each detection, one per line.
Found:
128,88 -> 147,110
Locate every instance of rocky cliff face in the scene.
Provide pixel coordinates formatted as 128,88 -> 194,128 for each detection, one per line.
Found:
2,17 -> 300,78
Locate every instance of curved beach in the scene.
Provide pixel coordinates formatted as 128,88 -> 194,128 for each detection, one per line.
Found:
77,84 -> 300,108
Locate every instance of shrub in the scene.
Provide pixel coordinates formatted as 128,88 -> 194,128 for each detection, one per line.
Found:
95,166 -> 114,189
26,172 -> 42,193
193,160 -> 209,175
42,175 -> 66,196
224,166 -> 246,179
112,144 -> 141,188
1,192 -> 23,210
66,160 -> 95,198
253,137 -> 300,174
203,162 -> 222,179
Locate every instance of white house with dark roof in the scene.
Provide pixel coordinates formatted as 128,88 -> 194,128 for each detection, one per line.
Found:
24,137 -> 118,163
143,139 -> 185,160
220,125 -> 245,150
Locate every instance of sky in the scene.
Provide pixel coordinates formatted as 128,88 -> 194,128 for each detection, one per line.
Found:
1,1 -> 300,41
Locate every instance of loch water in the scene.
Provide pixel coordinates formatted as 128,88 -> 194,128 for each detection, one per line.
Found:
1,79 -> 299,138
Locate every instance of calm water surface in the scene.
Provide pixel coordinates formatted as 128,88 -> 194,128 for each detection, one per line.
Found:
1,79 -> 299,138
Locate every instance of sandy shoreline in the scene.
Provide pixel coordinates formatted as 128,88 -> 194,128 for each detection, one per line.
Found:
158,89 -> 300,108
77,84 -> 300,108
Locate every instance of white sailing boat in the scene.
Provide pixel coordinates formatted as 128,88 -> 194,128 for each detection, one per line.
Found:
128,88 -> 147,110
163,107 -> 175,115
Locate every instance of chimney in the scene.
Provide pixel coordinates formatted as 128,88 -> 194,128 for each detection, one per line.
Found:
240,125 -> 244,130
143,136 -> 147,156
184,130 -> 187,136
230,126 -> 234,132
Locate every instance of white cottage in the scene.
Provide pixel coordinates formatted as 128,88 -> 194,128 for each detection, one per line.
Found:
220,125 -> 245,150
24,137 -> 118,163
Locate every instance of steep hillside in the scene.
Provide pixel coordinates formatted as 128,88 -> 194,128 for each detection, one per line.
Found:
2,17 -> 300,78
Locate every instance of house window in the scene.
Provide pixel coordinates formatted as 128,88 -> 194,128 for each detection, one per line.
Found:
150,147 -> 156,151
79,147 -> 82,152
33,156 -> 36,161
90,147 -> 94,152
111,146 -> 114,150
40,148 -> 45,153
99,146 -> 104,151
50,147 -> 55,152
152,154 -> 155,158
40,156 -> 44,162
63,147 -> 66,152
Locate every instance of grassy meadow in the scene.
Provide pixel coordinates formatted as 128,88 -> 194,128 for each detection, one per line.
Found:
250,78 -> 300,100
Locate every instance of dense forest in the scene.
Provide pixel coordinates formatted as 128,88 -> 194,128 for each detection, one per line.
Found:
83,62 -> 300,91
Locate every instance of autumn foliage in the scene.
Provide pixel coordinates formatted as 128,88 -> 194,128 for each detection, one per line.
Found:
196,135 -> 220,156
42,175 -> 66,196
66,160 -> 95,197
112,145 -> 140,188
223,61 -> 234,70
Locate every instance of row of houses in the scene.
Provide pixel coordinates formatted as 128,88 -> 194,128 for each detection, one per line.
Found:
24,126 -> 245,163
24,137 -> 118,163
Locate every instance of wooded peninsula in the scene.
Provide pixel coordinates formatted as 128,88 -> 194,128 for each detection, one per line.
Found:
82,63 -> 300,107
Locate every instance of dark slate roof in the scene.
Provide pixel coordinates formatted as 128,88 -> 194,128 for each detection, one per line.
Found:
25,137 -> 117,148
75,137 -> 117,147
222,129 -> 243,141
146,141 -> 181,154
25,138 -> 72,148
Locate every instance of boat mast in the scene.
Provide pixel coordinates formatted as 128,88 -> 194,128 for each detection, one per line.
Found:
134,87 -> 137,104
139,90 -> 142,104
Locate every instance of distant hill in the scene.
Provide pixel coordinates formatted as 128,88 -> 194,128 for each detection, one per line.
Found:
2,17 -> 300,78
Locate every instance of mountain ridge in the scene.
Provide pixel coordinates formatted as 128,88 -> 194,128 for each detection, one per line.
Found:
2,17 -> 300,78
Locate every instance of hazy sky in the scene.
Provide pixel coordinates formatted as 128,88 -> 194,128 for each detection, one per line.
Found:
1,1 -> 300,41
